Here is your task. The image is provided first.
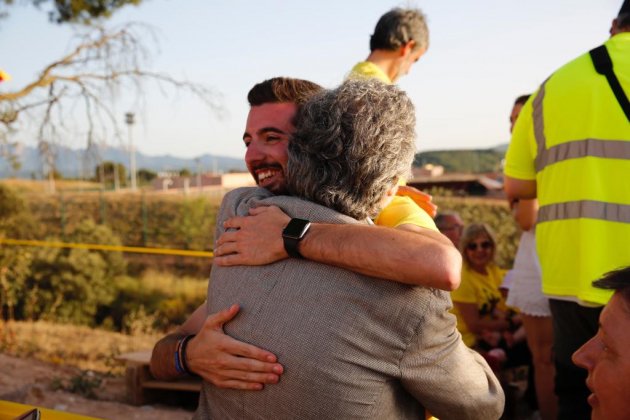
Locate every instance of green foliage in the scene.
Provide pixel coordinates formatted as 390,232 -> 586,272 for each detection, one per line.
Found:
415,149 -> 504,173
24,220 -> 126,325
137,168 -> 157,184
94,161 -> 127,188
24,192 -> 218,251
174,196 -> 217,250
107,270 -> 207,332
0,184 -> 37,320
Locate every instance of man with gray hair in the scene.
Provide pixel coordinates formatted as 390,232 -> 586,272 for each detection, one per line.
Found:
194,79 -> 503,419
348,7 -> 429,84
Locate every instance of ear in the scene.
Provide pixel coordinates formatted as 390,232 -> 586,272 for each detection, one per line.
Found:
386,183 -> 399,197
400,40 -> 416,57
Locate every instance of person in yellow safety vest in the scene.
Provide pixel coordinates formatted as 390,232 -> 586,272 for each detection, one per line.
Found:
346,7 -> 437,219
503,1 -> 630,419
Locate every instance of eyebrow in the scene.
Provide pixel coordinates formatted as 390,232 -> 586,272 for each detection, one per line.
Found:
242,127 -> 288,140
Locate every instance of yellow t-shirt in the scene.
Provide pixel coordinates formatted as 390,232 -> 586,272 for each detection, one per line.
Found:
374,196 -> 437,231
347,61 -> 392,84
450,263 -> 507,347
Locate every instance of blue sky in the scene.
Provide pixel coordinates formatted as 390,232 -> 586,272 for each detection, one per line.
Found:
0,0 -> 622,159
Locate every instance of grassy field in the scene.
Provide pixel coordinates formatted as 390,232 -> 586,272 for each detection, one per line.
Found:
1,178 -> 103,193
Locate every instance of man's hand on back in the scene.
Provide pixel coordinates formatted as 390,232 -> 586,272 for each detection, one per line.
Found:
214,206 -> 290,266
187,304 -> 284,390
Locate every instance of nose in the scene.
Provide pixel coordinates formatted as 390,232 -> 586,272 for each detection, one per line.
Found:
245,140 -> 264,165
572,336 -> 596,371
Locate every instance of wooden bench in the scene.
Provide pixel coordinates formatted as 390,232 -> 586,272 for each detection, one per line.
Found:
117,350 -> 202,406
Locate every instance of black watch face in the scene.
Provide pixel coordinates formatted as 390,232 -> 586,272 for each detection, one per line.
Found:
283,218 -> 310,239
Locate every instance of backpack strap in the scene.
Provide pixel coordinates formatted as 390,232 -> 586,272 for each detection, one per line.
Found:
590,44 -> 630,122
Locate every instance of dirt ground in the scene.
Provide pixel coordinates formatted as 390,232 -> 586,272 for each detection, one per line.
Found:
0,353 -> 194,420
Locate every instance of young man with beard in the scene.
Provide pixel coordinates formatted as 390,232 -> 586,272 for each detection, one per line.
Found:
150,77 -> 461,391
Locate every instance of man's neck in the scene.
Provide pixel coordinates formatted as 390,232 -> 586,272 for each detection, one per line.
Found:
365,50 -> 398,83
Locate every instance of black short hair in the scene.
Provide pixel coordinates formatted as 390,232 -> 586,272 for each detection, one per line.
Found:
514,94 -> 531,106
369,8 -> 429,52
593,266 -> 630,308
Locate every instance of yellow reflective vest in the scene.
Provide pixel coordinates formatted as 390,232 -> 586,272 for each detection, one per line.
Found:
504,33 -> 630,305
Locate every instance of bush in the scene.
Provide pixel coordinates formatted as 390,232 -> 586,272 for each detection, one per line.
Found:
23,220 -> 127,325
107,270 -> 207,332
0,184 -> 37,320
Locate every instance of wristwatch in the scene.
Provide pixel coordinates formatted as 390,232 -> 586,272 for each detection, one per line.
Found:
282,218 -> 311,258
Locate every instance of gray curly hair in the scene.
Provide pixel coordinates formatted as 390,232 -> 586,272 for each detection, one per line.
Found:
286,79 -> 416,220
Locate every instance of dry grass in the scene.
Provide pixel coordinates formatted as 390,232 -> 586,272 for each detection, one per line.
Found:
1,179 -> 103,193
0,320 -> 161,375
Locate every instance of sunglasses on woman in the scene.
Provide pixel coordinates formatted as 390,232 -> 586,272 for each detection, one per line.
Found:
466,241 -> 493,251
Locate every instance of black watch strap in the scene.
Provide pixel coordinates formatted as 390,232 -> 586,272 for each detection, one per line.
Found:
282,218 -> 311,258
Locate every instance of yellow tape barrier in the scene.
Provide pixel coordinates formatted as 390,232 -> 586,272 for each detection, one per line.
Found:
0,238 -> 214,258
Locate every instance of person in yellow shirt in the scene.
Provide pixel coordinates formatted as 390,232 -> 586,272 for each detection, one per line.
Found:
346,8 -> 437,221
347,8 -> 428,84
451,223 -> 512,348
451,224 -> 530,367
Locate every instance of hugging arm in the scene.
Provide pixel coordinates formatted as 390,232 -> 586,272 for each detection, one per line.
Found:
213,205 -> 461,291
400,293 -> 504,419
150,303 -> 283,390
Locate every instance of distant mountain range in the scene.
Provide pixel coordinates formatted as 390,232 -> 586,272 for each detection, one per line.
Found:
0,144 -> 247,178
0,142 -> 510,179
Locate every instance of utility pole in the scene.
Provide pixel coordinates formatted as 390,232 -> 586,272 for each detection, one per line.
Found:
125,112 -> 137,191
196,157 -> 202,192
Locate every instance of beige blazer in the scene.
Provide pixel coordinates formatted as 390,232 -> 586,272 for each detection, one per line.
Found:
195,187 -> 504,420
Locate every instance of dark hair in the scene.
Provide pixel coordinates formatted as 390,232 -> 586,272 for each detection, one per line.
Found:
247,77 -> 323,107
514,94 -> 531,106
593,266 -> 630,306
617,13 -> 630,29
617,0 -> 630,28
369,8 -> 429,52
287,79 -> 416,220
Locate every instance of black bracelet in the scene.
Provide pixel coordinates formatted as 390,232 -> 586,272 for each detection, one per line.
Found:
180,334 -> 196,375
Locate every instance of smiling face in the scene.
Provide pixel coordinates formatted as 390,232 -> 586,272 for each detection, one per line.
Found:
572,293 -> 630,420
464,233 -> 495,273
243,102 -> 297,195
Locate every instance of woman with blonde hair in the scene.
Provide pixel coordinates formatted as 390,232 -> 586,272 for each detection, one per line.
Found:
451,223 -> 515,350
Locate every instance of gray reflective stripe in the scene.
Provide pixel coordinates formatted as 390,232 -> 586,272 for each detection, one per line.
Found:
538,200 -> 630,224
533,80 -> 548,172
535,138 -> 630,172
532,79 -> 630,171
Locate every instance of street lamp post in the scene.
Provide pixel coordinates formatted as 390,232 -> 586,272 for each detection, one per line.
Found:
125,112 -> 137,191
